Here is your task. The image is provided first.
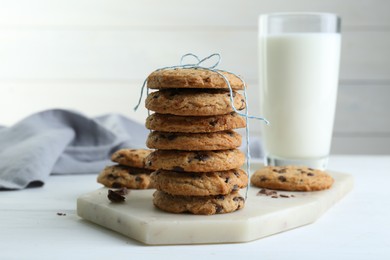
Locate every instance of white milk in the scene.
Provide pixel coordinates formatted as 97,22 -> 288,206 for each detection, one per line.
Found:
259,33 -> 341,159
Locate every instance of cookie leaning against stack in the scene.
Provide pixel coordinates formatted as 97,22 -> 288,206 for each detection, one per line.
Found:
144,68 -> 248,215
97,149 -> 155,189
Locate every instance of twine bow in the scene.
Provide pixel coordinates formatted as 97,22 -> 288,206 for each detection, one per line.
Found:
180,53 -> 221,69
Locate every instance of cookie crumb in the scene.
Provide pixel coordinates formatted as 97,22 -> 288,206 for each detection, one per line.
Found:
108,188 -> 129,203
257,188 -> 277,196
56,212 -> 66,216
256,188 -> 294,198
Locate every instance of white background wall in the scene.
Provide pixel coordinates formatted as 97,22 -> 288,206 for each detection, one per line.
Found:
0,0 -> 389,154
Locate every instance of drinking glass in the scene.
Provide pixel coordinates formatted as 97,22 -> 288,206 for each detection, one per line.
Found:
258,13 -> 341,170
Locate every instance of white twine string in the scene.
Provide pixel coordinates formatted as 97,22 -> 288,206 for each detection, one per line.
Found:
134,53 -> 269,199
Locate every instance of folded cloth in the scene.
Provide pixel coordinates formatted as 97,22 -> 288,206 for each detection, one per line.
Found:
0,109 -> 148,190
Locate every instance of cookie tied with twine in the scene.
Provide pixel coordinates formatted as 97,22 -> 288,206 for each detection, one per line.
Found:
147,68 -> 245,90
134,53 -> 268,122
134,53 -> 269,199
147,53 -> 238,91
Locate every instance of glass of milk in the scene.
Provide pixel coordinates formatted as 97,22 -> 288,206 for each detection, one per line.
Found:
258,13 -> 341,170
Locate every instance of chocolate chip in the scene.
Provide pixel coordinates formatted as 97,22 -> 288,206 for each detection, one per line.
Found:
194,152 -> 209,162
280,194 -> 290,198
107,174 -> 118,180
233,171 -> 240,177
257,188 -> 278,196
227,131 -> 234,137
278,176 -> 287,182
209,120 -> 217,126
278,168 -> 287,174
153,94 -> 159,99
258,188 -> 267,195
215,205 -> 223,213
172,166 -> 184,172
216,195 -> 225,200
225,177 -> 230,183
232,184 -> 239,192
227,92 -> 236,97
56,212 -> 66,216
307,173 -> 315,176
233,196 -> 244,202
135,176 -> 142,182
308,168 -> 314,171
146,161 -> 152,167
108,189 -> 126,203
260,176 -> 268,182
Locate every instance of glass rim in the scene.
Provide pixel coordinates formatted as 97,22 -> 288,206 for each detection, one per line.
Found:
259,12 -> 341,21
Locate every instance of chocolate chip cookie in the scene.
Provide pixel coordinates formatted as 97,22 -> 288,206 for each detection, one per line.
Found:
111,149 -> 153,168
145,149 -> 245,172
145,113 -> 246,133
97,165 -> 154,189
153,191 -> 245,215
251,166 -> 334,191
151,169 -> 248,196
145,89 -> 245,116
146,130 -> 242,151
147,68 -> 244,90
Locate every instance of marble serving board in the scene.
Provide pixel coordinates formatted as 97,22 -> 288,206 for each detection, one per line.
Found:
77,163 -> 353,245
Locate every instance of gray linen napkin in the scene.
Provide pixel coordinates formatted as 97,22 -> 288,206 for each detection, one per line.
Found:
0,109 -> 148,190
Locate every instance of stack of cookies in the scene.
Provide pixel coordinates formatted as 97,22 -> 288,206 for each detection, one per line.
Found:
144,68 -> 248,215
97,149 -> 155,189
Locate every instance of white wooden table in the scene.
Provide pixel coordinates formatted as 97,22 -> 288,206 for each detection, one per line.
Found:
1,155 -> 389,260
